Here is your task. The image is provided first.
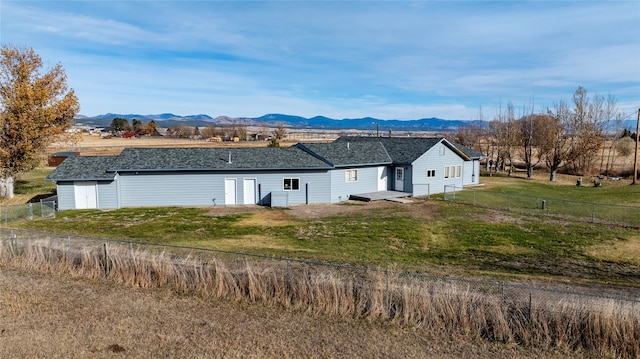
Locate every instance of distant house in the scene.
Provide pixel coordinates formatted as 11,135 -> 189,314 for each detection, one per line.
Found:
47,152 -> 80,167
46,136 -> 484,210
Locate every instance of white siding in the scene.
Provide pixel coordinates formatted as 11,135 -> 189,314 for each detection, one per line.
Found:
463,160 -> 480,186
411,142 -> 465,196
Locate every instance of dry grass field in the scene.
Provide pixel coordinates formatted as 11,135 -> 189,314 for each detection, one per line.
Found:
0,266 -> 538,359
48,132 -> 302,156
0,262 -> 590,359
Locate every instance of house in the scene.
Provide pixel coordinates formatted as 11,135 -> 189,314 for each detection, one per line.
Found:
333,136 -> 483,196
46,136 -> 484,210
47,151 -> 80,167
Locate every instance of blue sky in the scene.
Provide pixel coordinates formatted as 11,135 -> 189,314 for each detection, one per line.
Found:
2,1 -> 638,121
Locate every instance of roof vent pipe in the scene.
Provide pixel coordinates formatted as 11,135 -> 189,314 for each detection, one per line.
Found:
228,152 -> 232,164
347,142 -> 350,150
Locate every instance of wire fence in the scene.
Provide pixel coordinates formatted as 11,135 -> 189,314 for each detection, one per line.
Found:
443,185 -> 640,227
0,201 -> 56,226
1,227 -> 638,305
2,227 -> 639,355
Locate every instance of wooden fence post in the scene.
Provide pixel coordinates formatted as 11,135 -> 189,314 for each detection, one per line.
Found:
103,243 -> 110,276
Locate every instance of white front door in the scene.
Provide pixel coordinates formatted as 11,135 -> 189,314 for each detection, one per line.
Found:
224,179 -> 237,205
377,167 -> 387,191
395,167 -> 404,192
243,178 -> 256,204
74,181 -> 97,209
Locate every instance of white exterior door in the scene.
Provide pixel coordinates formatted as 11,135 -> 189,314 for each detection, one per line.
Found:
243,178 -> 256,204
377,167 -> 387,191
224,179 -> 237,205
74,181 -> 97,209
395,167 -> 404,192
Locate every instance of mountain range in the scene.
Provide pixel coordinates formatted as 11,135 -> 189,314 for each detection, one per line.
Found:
75,113 -> 638,132
74,113 -> 480,132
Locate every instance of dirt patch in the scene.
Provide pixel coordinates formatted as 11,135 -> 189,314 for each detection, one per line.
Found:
287,200 -> 440,221
468,208 -> 524,225
236,209 -> 297,226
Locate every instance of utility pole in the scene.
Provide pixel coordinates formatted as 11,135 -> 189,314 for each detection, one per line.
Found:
633,108 -> 639,184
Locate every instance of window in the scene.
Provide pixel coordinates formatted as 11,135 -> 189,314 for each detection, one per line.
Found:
426,169 -> 436,178
283,178 -> 300,191
345,169 -> 358,182
444,165 -> 461,179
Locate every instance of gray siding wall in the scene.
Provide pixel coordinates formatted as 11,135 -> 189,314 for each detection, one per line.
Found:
329,166 -> 382,203
55,180 -> 118,210
411,143 -> 465,196
98,180 -> 119,209
117,170 -> 331,207
56,182 -> 76,210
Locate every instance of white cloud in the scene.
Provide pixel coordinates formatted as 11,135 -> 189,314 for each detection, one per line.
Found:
2,1 -> 637,121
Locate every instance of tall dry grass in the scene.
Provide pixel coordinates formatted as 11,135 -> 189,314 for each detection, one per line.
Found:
1,238 -> 638,358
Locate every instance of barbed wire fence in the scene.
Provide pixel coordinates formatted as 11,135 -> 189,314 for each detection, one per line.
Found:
443,185 -> 640,228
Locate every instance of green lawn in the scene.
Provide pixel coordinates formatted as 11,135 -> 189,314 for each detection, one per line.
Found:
477,172 -> 640,205
445,173 -> 640,226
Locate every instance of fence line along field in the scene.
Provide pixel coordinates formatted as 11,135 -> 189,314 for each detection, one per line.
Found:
2,233 -> 636,359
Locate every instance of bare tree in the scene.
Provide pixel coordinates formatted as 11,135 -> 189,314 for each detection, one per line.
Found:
453,122 -> 483,150
200,125 -> 218,139
518,113 -> 546,179
274,123 -> 287,141
167,124 -> 194,138
566,87 -> 605,176
598,94 -> 619,175
533,87 -> 609,181
502,102 -> 519,176
230,124 -> 247,141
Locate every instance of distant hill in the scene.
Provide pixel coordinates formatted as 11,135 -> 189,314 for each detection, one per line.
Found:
77,112 -> 640,133
76,113 -> 484,132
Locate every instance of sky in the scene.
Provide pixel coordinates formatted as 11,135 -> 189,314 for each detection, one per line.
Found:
1,1 -> 639,121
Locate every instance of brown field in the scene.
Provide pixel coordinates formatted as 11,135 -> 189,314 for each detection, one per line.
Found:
0,260 -> 593,359
48,133 -> 304,156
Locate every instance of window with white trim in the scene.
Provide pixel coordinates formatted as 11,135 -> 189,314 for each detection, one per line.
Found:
426,169 -> 436,178
345,169 -> 358,182
283,178 -> 300,191
444,165 -> 461,179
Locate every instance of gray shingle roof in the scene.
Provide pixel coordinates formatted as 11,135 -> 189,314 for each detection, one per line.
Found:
109,147 -> 332,171
450,142 -> 485,159
46,156 -> 117,181
296,142 -> 392,167
334,136 -> 447,164
46,137 -> 482,182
